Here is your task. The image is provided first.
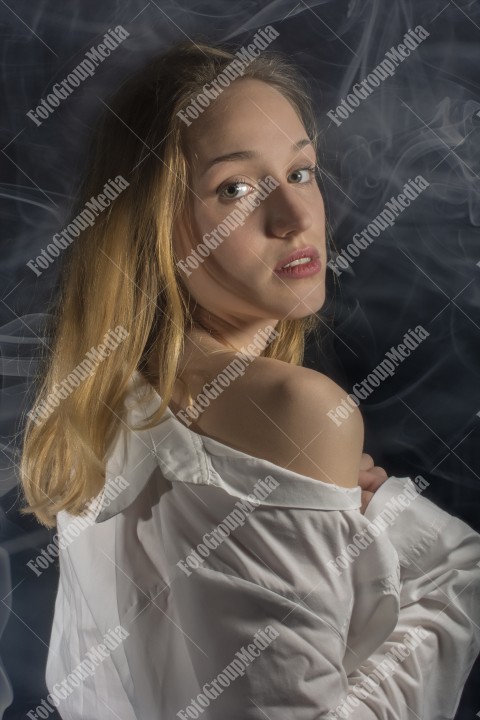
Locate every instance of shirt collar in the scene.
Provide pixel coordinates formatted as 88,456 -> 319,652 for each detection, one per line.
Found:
93,369 -> 363,523
94,370 -> 209,523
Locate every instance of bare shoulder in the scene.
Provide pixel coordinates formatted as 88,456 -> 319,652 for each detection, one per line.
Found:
249,358 -> 363,487
194,355 -> 364,489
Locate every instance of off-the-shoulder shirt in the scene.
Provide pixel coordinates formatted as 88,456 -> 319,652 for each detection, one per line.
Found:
45,369 -> 480,719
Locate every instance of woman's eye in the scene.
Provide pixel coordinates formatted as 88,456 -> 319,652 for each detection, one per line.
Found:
289,166 -> 317,184
218,179 -> 251,200
218,165 -> 318,201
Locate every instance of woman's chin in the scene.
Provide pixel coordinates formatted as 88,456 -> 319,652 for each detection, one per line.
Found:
289,290 -> 326,318
275,297 -> 326,321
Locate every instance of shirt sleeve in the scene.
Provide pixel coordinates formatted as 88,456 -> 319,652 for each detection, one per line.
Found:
349,476 -> 480,719
167,477 -> 480,720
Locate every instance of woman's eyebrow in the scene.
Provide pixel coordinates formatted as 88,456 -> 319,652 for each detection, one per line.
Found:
201,138 -> 312,176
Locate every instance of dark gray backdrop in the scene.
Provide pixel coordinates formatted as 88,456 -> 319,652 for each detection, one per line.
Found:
0,0 -> 479,717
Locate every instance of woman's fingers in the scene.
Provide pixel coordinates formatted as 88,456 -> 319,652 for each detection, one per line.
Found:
358,454 -> 389,501
358,466 -> 389,493
359,453 -> 374,471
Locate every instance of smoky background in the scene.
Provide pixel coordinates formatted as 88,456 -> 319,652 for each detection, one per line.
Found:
0,0 -> 479,716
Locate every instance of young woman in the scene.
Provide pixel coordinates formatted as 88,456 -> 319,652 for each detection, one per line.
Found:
20,38 -> 480,719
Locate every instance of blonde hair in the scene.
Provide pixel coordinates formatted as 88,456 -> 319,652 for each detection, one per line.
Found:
19,38 -> 333,528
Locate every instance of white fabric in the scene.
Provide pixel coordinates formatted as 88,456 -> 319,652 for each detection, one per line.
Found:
45,370 -> 480,719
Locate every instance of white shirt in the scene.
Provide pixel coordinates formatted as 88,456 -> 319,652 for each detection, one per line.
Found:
45,369 -> 480,719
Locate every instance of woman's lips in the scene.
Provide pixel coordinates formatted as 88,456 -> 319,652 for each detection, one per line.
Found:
273,257 -> 322,278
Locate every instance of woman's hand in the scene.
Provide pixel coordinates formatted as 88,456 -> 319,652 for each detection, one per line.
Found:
358,453 -> 389,514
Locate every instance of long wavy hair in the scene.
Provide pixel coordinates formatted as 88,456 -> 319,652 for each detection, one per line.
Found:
19,36 -> 335,528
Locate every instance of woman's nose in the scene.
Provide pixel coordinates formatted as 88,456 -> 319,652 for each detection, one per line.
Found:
266,185 -> 313,238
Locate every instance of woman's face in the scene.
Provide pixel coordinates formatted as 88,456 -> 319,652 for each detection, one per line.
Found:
173,77 -> 327,332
